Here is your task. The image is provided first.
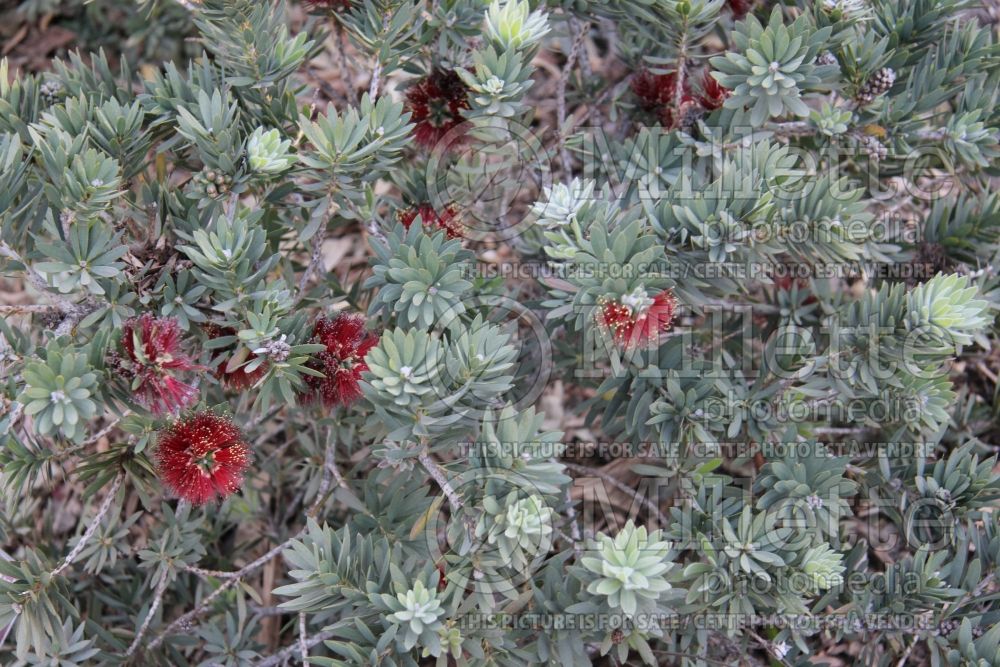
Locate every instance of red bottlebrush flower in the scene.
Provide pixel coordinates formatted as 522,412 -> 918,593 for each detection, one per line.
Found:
302,313 -> 379,407
631,70 -> 678,110
203,324 -> 269,392
774,275 -> 805,292
397,203 -> 465,240
773,272 -> 818,305
630,69 -> 693,127
218,356 -> 268,391
436,563 -> 448,592
155,411 -> 251,505
114,313 -> 199,416
596,289 -> 678,349
404,69 -> 471,150
727,0 -> 754,19
698,72 -> 731,111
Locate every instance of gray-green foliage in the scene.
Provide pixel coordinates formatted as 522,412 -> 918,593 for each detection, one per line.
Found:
711,8 -> 837,125
0,0 -> 999,665
17,342 -> 98,441
365,221 -> 474,328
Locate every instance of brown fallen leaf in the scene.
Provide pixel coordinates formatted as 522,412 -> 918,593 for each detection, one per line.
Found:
1,25 -> 27,56
17,25 -> 77,60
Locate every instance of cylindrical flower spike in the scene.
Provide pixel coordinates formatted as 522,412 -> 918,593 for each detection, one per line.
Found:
596,288 -> 678,349
404,69 -> 471,150
155,411 -> 251,505
397,203 -> 464,240
113,313 -> 199,416
301,313 -> 380,407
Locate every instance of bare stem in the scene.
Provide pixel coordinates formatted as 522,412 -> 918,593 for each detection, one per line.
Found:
254,630 -> 334,667
0,240 -> 98,335
0,304 -> 59,315
672,41 -> 688,130
298,612 -> 310,666
895,637 -> 918,667
369,60 -> 382,99
308,437 -> 347,518
368,14 -> 391,99
181,537 -> 297,582
563,484 -> 583,555
146,578 -> 234,651
418,451 -> 463,513
563,462 -> 671,529
0,241 -> 51,295
745,628 -> 791,666
556,18 -> 588,180
297,225 -> 327,297
150,533 -> 304,650
51,472 -> 125,578
57,417 -> 124,462
768,121 -> 949,143
225,191 -> 239,225
124,567 -> 171,659
766,121 -> 814,136
334,22 -> 350,86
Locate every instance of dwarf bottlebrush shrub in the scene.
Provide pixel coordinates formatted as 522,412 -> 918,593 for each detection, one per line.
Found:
1,0 -> 1000,665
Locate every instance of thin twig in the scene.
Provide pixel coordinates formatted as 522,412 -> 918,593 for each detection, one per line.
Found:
124,566 -> 171,659
298,612 -> 310,666
768,121 -> 949,143
149,534 -> 303,650
181,538 -> 297,582
575,20 -> 593,80
745,628 -> 791,667
51,472 -> 125,578
563,461 -> 671,529
766,121 -> 815,137
556,18 -> 587,181
225,191 -> 239,225
57,417 -> 124,461
563,484 -> 583,555
0,304 -> 59,315
333,22 -> 350,89
246,404 -> 284,432
368,14 -> 391,99
418,451 -> 463,513
254,630 -> 335,667
85,416 -> 123,445
573,20 -> 603,130
976,360 -> 998,385
297,226 -> 327,297
895,637 -> 918,667
368,60 -> 382,99
0,241 -> 51,295
0,240 -> 97,335
147,579 -> 235,651
672,43 -> 688,130
308,437 -> 347,518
